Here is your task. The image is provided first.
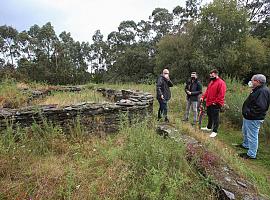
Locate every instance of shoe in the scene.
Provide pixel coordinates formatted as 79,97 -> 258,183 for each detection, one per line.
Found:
182,119 -> 188,122
165,117 -> 169,123
201,127 -> 212,131
209,132 -> 217,138
238,153 -> 256,160
234,144 -> 248,150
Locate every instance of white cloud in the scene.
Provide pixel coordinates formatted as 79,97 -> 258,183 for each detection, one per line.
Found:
1,0 -> 212,42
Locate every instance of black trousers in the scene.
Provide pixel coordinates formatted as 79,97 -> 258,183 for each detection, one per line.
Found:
206,105 -> 220,132
158,99 -> 168,119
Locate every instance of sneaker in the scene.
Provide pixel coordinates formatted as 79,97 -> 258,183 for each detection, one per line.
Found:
209,132 -> 217,138
238,153 -> 256,160
164,117 -> 169,123
201,127 -> 212,131
182,118 -> 188,122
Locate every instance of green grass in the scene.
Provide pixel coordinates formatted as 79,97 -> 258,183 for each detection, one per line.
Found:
0,118 -> 216,199
1,80 -> 270,199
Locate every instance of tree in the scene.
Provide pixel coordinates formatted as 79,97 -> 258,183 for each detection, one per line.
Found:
151,8 -> 174,41
136,20 -> 152,43
238,0 -> 270,22
0,25 -> 19,65
118,20 -> 137,45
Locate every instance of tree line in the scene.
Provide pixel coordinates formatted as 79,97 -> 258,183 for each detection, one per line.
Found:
0,0 -> 269,84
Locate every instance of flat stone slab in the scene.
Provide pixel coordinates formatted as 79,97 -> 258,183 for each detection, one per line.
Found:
0,88 -> 154,135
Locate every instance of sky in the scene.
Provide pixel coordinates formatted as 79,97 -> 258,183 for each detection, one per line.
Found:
0,0 -> 210,43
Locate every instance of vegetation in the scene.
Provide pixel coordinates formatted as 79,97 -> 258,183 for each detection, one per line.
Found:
1,0 -> 269,84
0,80 -> 270,198
0,112 -> 216,199
1,0 -> 270,198
33,89 -> 107,107
0,79 -> 30,108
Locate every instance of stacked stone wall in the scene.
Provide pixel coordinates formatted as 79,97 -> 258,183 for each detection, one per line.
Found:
0,88 -> 153,134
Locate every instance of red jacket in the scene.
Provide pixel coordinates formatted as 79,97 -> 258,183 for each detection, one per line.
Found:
201,78 -> 226,107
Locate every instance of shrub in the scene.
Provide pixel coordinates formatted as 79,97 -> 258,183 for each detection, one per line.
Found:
224,78 -> 250,127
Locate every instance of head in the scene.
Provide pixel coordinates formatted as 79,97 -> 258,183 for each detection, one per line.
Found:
191,72 -> 197,80
250,74 -> 266,88
162,69 -> 170,77
209,69 -> 219,80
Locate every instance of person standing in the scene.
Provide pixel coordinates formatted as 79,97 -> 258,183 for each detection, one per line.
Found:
238,74 -> 270,159
156,68 -> 173,122
182,72 -> 202,125
200,69 -> 226,138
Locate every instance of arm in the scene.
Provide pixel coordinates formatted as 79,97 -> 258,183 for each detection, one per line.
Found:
251,90 -> 270,115
184,81 -> 189,94
191,82 -> 202,96
167,79 -> 173,87
156,77 -> 163,98
216,81 -> 226,106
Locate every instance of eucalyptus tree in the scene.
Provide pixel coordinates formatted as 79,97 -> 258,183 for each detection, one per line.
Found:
238,0 -> 270,23
150,8 -> 174,41
118,20 -> 137,45
0,25 -> 19,65
136,20 -> 152,43
173,0 -> 202,33
90,30 -> 109,73
17,31 -> 31,60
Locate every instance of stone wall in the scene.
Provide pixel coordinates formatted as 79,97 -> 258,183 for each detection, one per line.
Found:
0,88 -> 153,134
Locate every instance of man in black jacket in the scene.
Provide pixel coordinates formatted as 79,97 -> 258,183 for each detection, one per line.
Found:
238,74 -> 270,159
182,72 -> 202,125
156,68 -> 173,122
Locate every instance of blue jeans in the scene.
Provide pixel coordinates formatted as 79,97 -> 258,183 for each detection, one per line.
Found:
242,118 -> 264,158
158,99 -> 168,119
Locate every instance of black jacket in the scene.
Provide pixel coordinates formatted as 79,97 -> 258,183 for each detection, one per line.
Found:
242,85 -> 270,120
185,79 -> 202,102
156,75 -> 173,101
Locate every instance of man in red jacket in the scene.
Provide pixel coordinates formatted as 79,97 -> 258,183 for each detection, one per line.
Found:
200,69 -> 226,138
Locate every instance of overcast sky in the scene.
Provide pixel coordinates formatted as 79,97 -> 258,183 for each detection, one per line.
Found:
0,0 -> 210,42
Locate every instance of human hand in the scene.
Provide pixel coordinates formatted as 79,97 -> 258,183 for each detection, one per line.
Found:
161,95 -> 164,100
187,91 -> 191,95
200,98 -> 203,102
164,74 -> 169,80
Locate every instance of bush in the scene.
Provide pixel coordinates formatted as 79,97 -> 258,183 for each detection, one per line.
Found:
224,78 -> 250,127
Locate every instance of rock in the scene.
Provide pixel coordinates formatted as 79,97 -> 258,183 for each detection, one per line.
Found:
0,88 -> 154,136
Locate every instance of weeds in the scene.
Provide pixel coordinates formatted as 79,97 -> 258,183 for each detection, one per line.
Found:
0,79 -> 30,108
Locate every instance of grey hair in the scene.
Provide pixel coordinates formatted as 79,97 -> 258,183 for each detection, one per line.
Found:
252,74 -> 266,84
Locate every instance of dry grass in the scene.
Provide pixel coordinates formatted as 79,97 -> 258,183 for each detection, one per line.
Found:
33,89 -> 108,107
